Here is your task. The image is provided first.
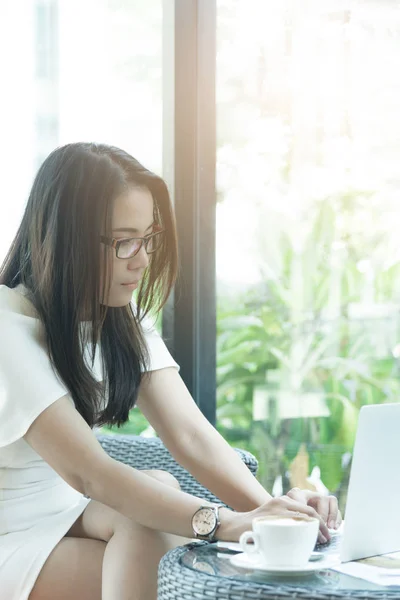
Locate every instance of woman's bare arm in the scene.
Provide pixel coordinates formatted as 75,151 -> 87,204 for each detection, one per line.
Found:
137,368 -> 272,510
23,394 -> 331,542
137,368 -> 339,529
23,395 -> 234,538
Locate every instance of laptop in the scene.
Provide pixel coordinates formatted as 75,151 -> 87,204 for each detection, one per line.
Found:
316,402 -> 400,563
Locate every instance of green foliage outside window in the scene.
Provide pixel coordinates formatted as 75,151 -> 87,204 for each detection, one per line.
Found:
216,193 -> 400,511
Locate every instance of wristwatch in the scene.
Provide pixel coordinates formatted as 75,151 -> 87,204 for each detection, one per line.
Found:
191,504 -> 222,541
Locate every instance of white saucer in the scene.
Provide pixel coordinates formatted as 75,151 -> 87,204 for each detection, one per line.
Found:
230,552 -> 337,575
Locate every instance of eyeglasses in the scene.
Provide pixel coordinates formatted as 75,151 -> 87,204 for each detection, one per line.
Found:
100,225 -> 165,259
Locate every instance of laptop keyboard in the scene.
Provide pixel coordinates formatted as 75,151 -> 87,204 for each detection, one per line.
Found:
315,532 -> 342,556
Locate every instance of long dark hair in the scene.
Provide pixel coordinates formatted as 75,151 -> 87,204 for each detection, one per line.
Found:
0,142 -> 178,428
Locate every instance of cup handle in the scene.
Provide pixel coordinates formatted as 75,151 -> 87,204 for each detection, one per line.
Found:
239,530 -> 259,555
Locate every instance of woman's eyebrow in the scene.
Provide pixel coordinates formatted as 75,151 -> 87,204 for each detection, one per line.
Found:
113,222 -> 154,234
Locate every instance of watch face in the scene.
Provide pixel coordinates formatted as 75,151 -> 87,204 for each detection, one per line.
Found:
192,507 -> 217,536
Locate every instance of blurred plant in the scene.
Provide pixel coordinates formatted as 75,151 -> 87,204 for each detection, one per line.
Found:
99,409 -> 153,437
216,194 -> 400,509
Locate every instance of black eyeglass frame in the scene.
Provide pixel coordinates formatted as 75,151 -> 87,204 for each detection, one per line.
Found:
100,225 -> 165,259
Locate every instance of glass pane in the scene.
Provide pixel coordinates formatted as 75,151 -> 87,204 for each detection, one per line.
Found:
0,0 -> 162,437
216,0 -> 400,510
0,0 -> 162,263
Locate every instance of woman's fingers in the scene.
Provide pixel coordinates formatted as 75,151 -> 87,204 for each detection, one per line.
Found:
309,494 -> 339,529
311,498 -> 330,543
288,488 -> 341,532
327,495 -> 338,529
329,496 -> 342,529
280,497 -> 330,541
308,495 -> 330,526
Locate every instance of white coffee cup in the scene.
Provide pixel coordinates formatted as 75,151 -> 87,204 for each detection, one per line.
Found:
239,515 -> 319,567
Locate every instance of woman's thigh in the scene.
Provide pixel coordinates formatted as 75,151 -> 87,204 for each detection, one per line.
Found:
29,537 -> 106,600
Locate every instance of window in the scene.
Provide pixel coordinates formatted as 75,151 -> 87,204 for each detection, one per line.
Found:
0,0 -> 162,264
216,0 -> 400,508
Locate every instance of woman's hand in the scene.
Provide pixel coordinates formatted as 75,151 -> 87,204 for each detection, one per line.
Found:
218,494 -> 331,543
286,487 -> 342,531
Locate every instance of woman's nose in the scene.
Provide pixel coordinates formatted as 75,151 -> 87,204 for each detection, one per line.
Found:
128,244 -> 149,270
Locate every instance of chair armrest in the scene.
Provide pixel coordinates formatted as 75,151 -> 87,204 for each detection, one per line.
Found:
96,433 -> 258,506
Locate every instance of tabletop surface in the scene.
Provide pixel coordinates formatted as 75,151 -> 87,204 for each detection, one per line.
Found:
178,542 -> 400,598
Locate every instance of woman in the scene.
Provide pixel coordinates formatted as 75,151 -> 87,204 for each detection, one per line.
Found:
0,143 -> 340,600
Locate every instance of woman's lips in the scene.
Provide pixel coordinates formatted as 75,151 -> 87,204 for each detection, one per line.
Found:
121,281 -> 139,289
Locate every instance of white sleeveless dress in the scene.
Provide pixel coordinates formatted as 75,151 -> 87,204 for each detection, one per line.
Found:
0,284 -> 179,599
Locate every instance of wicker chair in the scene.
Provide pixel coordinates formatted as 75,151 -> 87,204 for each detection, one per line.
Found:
96,433 -> 258,505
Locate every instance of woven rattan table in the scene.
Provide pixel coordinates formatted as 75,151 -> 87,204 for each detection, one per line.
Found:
158,541 -> 400,600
